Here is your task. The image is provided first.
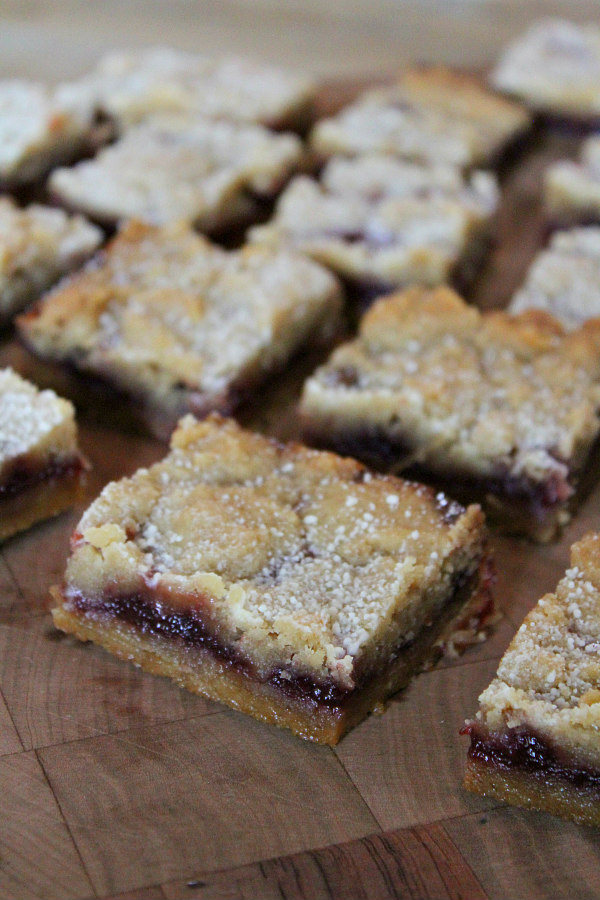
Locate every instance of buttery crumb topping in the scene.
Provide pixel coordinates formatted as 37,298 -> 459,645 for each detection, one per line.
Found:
491,18 -> 600,117
48,115 -> 303,228
0,367 -> 77,472
250,154 -> 498,286
63,414 -> 486,688
310,67 -> 530,169
509,227 -> 600,328
300,285 -> 600,490
475,532 -> 600,765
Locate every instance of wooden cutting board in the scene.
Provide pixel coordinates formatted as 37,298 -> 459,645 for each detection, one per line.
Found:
2,82 -> 600,900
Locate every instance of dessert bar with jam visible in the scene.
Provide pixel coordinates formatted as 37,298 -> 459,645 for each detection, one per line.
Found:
300,285 -> 600,542
48,114 -> 304,232
17,220 -> 343,440
0,196 -> 102,326
464,532 -> 600,827
0,367 -> 87,542
310,67 -> 530,170
250,154 -> 498,302
51,413 -> 494,745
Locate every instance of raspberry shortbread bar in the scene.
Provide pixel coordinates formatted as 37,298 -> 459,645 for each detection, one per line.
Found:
509,227 -> 600,329
48,115 -> 303,231
464,532 -> 600,826
250,154 -> 498,300
0,368 -> 87,542
51,413 -> 493,744
0,80 -> 94,188
300,286 -> 600,542
17,220 -> 342,440
310,67 -> 530,170
0,196 -> 102,326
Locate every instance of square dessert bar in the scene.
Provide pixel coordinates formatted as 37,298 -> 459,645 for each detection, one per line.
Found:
51,413 -> 493,745
48,115 -> 304,231
0,196 -> 102,326
544,135 -> 600,226
17,220 -> 342,440
491,18 -> 600,121
0,80 -> 94,188
508,227 -> 600,329
310,67 -> 530,170
300,286 -> 600,542
250,154 -> 498,301
0,368 -> 87,542
464,532 -> 600,827
70,47 -> 316,132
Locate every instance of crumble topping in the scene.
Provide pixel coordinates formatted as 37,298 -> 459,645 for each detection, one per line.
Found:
63,414 -> 486,687
0,196 -> 102,323
300,286 -> 600,487
491,18 -> 600,117
475,532 -> 600,764
18,220 -> 342,429
48,115 -> 303,229
67,47 -> 315,130
545,135 -> 600,222
0,367 -> 77,474
0,79 -> 93,186
310,67 -> 530,169
249,155 -> 498,286
509,227 -> 600,328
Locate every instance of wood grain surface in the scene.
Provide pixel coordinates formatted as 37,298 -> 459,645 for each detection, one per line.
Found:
3,30 -> 600,900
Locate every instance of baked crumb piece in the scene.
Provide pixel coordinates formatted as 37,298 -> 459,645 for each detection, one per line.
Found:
0,196 -> 102,326
51,413 -> 493,744
545,135 -> 600,226
17,220 -> 343,440
464,532 -> 600,826
0,80 -> 94,188
68,47 -> 316,132
491,18 -> 600,120
250,154 -> 498,299
0,367 -> 87,542
300,285 -> 600,542
509,227 -> 600,329
310,67 -> 530,169
48,115 -> 304,231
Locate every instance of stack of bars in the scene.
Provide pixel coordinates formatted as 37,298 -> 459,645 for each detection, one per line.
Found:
2,20 -> 600,833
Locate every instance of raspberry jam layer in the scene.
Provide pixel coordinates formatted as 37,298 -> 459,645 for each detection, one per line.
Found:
0,454 -> 85,498
465,722 -> 600,791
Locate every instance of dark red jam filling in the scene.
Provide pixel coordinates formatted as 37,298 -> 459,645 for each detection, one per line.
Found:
304,425 -> 572,517
0,455 -> 84,498
466,722 -> 600,790
70,590 -> 350,709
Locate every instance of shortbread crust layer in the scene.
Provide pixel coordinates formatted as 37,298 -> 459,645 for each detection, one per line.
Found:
51,414 -> 493,743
